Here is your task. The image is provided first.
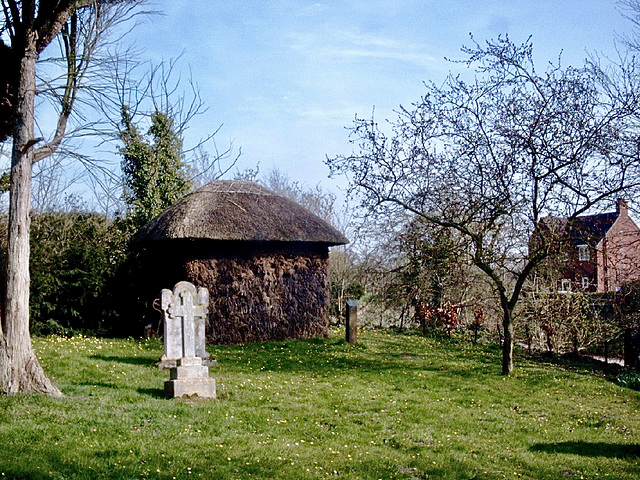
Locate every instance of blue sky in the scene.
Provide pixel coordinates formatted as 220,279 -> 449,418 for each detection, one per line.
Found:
31,1 -> 639,206
122,0 -> 631,194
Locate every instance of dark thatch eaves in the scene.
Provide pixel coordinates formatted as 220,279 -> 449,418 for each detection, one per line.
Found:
132,180 -> 349,246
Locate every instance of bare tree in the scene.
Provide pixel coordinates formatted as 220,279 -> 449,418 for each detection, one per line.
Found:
0,0 -> 142,396
259,168 -> 337,224
619,0 -> 640,51
328,36 -> 640,374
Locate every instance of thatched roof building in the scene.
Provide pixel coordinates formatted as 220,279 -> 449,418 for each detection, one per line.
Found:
129,180 -> 348,344
133,180 -> 347,244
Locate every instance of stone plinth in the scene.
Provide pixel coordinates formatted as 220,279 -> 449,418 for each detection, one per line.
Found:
159,357 -> 217,369
165,357 -> 217,398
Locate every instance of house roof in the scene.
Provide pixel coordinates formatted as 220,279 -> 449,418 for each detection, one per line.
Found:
566,211 -> 619,245
132,180 -> 349,246
540,209 -> 619,247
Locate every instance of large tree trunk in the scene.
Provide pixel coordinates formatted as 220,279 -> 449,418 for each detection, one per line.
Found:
0,31 -> 62,397
501,308 -> 514,375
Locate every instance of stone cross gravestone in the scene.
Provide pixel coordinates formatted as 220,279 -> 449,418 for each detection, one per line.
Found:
159,281 -> 212,369
161,281 -> 216,398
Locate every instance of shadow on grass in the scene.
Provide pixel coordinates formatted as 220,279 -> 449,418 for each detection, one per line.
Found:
523,351 -> 631,390
90,354 -> 157,367
526,351 -> 624,376
76,381 -> 119,389
0,470 -> 53,480
530,442 -> 640,458
137,387 -> 166,399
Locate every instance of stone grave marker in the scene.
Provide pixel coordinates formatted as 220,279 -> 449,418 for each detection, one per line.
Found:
160,281 -> 216,398
159,281 -> 212,369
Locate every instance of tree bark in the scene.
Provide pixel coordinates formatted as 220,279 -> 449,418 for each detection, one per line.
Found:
0,28 -> 62,396
501,308 -> 514,375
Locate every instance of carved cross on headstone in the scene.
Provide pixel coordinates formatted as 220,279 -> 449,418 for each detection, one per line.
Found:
159,281 -> 210,368
160,281 -> 216,399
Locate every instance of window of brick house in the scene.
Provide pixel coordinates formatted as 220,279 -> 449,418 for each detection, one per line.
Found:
582,277 -> 590,289
578,244 -> 590,261
561,278 -> 572,292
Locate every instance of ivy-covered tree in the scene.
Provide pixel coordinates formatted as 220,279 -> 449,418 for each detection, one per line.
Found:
119,107 -> 192,232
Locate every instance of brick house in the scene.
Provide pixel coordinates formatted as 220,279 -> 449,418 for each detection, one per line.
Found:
541,200 -> 640,292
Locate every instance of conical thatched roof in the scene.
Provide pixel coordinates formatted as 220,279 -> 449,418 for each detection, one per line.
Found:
132,180 -> 349,245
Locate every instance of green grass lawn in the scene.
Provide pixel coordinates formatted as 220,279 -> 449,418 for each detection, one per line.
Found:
0,330 -> 638,480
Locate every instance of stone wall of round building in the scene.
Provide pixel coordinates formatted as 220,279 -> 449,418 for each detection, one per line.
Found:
185,244 -> 330,344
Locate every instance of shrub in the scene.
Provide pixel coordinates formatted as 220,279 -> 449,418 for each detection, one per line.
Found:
27,209 -> 125,335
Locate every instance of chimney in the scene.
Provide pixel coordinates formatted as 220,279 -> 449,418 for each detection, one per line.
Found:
616,198 -> 629,217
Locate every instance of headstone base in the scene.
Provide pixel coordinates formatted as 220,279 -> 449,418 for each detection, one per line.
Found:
165,377 -> 217,398
158,355 -> 217,370
165,357 -> 217,399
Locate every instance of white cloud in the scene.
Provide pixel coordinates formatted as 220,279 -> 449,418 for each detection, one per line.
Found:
296,3 -> 329,17
289,29 -> 442,69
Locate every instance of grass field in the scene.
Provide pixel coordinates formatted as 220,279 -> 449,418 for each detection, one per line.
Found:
0,330 -> 638,480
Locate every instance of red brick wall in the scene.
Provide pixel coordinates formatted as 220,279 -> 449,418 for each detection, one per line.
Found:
597,206 -> 640,292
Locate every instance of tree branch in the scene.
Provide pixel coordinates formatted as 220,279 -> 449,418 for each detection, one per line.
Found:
35,0 -> 95,54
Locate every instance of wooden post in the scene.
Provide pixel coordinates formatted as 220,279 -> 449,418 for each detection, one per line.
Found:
346,300 -> 358,344
624,328 -> 632,369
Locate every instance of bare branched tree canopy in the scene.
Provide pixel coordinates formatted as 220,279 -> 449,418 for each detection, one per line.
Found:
619,0 -> 640,51
328,35 -> 640,374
